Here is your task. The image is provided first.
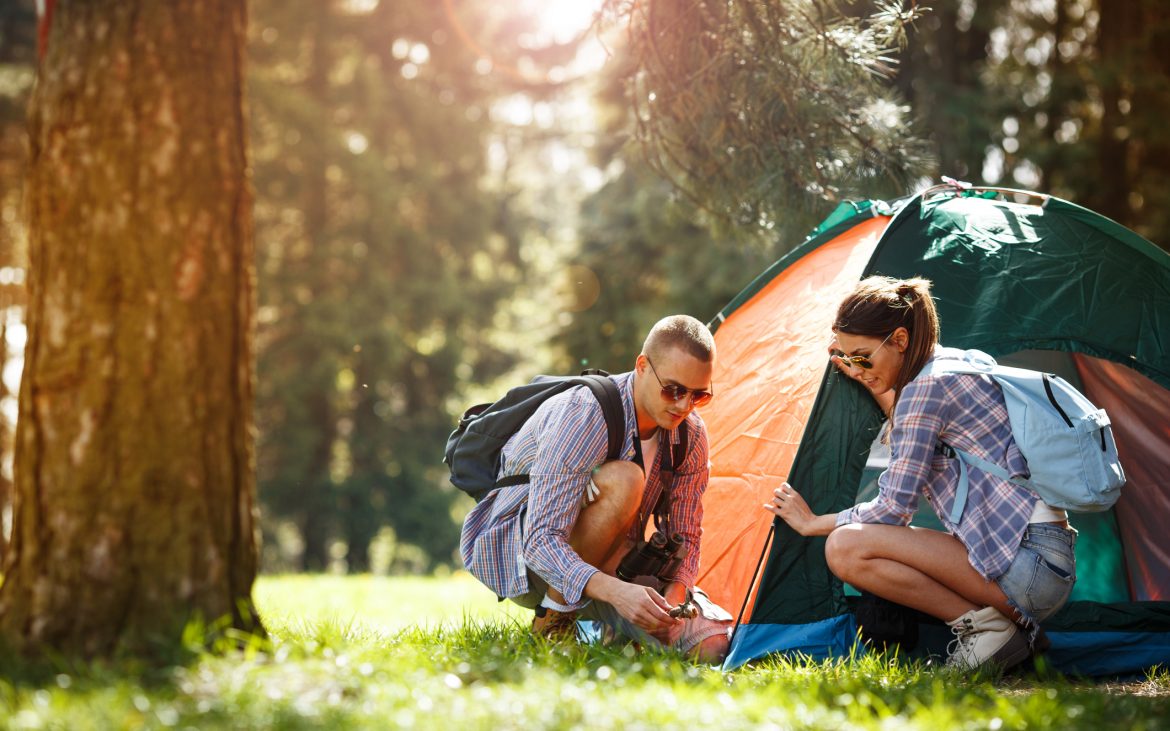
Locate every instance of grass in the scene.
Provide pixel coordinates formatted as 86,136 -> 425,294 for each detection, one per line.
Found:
0,573 -> 1167,730
252,572 -> 531,635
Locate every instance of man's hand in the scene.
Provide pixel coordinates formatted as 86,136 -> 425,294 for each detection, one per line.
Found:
612,582 -> 681,634
652,580 -> 692,642
586,573 -> 681,634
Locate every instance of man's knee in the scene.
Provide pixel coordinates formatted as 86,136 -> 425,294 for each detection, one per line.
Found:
590,460 -> 645,514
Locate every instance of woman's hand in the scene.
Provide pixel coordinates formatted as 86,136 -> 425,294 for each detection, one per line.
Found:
762,482 -> 837,537
828,336 -> 850,375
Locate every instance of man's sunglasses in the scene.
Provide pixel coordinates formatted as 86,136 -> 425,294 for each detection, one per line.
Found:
832,330 -> 894,370
645,357 -> 714,407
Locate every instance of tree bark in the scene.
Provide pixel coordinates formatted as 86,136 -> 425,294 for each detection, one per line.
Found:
0,0 -> 259,656
0,316 -> 10,564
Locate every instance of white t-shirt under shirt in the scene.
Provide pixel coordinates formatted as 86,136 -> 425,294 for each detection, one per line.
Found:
1029,501 -> 1068,523
641,429 -> 659,477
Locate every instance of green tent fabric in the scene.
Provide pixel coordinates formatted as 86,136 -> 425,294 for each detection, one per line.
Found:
872,194 -> 1170,386
722,185 -> 1170,675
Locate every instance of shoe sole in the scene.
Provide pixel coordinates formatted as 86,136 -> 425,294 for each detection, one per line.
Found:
947,628 -> 1032,672
990,629 -> 1032,670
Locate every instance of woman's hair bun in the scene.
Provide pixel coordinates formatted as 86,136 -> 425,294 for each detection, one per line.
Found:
896,278 -> 932,304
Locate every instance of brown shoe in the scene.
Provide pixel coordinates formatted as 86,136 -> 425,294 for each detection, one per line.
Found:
532,609 -> 579,641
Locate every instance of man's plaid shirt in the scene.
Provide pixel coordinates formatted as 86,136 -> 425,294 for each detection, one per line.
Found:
837,347 -> 1039,580
460,371 -> 709,609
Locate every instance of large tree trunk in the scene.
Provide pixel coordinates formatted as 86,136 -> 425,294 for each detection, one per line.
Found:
0,0 -> 259,656
0,316 -> 10,564
0,3 -> 38,564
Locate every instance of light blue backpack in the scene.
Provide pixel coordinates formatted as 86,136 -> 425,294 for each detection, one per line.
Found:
921,348 -> 1126,523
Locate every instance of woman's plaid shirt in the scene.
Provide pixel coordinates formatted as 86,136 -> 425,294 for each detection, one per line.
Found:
836,347 -> 1038,580
460,371 -> 709,609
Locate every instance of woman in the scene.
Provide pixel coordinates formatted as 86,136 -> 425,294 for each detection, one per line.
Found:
764,276 -> 1077,671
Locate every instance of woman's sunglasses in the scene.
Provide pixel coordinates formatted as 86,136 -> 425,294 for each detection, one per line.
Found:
832,330 -> 894,370
645,357 -> 714,407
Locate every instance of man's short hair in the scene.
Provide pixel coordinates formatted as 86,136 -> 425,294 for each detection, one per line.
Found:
642,315 -> 715,363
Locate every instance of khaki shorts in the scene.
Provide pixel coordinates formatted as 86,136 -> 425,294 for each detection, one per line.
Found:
515,473 -> 733,654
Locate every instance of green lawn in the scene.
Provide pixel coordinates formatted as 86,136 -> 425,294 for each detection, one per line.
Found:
1,574 -> 1167,730
253,572 -> 530,635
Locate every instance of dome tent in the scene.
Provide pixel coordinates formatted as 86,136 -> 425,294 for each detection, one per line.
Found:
692,184 -> 1170,675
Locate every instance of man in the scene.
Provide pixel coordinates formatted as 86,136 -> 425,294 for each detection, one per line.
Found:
460,315 -> 731,662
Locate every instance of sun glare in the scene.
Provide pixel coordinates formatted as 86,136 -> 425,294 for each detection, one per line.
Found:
529,0 -> 605,44
442,0 -> 610,80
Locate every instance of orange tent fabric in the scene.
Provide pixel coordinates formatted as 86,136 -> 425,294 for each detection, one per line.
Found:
695,215 -> 888,617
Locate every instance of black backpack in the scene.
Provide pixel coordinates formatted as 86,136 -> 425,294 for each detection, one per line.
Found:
444,370 -> 626,503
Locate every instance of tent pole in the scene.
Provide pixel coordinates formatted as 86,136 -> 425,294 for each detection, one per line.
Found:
729,521 -> 776,648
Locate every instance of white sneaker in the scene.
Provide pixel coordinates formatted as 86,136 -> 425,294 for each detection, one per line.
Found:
945,606 -> 1030,671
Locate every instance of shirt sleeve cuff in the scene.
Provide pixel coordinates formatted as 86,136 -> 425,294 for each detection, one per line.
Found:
835,509 -> 854,527
558,563 -> 600,608
673,567 -> 698,588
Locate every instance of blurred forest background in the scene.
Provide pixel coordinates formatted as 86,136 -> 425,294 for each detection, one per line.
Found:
0,0 -> 1166,575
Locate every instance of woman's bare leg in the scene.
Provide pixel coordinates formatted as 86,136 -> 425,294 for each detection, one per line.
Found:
825,522 -> 1018,622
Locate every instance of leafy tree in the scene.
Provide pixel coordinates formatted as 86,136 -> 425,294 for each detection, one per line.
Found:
891,0 -> 1007,181
610,0 -> 932,241
993,0 -> 1170,247
0,0 -> 258,655
250,0 -> 529,570
556,160 -> 775,369
557,1 -> 937,370
895,0 -> 1170,250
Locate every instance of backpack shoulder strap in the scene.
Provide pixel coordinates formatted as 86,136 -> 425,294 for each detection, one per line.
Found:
672,421 -> 689,472
940,443 -> 1029,524
578,374 -> 625,463
495,373 -> 624,490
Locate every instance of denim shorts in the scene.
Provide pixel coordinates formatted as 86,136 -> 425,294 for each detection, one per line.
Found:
995,522 -> 1078,626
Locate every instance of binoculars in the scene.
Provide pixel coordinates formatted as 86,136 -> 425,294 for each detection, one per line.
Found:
616,531 -> 687,582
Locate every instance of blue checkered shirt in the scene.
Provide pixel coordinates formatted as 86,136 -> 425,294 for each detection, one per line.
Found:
836,347 -> 1037,580
459,371 -> 710,609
